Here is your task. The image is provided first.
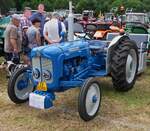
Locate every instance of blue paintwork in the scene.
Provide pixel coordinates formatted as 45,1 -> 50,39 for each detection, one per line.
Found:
17,80 -> 28,90
92,95 -> 98,103
30,39 -> 108,109
17,71 -> 31,90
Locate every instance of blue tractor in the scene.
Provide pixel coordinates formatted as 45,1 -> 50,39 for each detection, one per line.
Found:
7,23 -> 148,121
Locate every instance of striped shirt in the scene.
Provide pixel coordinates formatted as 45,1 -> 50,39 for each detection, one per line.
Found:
20,16 -> 32,31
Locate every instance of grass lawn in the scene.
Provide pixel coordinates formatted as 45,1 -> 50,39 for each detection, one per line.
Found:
0,57 -> 150,131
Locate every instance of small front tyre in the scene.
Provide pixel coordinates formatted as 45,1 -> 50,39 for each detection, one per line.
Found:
78,78 -> 102,121
8,67 -> 34,104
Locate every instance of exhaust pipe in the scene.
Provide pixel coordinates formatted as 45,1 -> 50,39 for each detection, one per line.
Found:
68,1 -> 74,41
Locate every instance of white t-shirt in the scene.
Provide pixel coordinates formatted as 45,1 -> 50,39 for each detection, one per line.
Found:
43,18 -> 66,41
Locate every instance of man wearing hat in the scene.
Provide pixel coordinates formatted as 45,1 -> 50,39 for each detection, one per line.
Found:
4,14 -> 22,63
43,12 -> 66,44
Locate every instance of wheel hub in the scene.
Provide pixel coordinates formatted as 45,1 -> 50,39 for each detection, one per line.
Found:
92,95 -> 98,103
85,83 -> 100,116
126,49 -> 137,83
17,80 -> 28,90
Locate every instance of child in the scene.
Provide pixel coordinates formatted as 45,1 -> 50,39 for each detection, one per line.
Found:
25,18 -> 41,65
22,26 -> 29,65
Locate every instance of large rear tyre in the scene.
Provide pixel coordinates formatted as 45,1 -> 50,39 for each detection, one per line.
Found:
78,78 -> 101,121
111,40 -> 139,92
8,67 -> 34,104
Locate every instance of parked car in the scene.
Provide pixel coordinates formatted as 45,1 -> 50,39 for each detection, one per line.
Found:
0,16 -> 11,56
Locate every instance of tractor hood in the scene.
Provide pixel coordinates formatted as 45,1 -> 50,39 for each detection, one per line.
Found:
31,40 -> 89,59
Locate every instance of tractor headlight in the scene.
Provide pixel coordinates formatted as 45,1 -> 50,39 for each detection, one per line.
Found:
33,68 -> 40,79
43,70 -> 52,80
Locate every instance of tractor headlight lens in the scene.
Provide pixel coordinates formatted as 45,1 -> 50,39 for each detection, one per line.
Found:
33,68 -> 40,79
43,70 -> 51,80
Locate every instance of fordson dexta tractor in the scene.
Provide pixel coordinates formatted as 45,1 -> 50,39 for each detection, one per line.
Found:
7,14 -> 148,121
8,28 -> 148,121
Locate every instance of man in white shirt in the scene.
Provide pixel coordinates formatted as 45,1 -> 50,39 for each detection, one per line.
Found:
43,12 -> 66,44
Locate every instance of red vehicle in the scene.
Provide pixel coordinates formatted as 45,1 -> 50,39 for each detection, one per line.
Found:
93,21 -> 122,40
78,10 -> 96,28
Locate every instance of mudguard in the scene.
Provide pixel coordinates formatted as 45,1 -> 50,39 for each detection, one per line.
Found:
106,35 -> 130,74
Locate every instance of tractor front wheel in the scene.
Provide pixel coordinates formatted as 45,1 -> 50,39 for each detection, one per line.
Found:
78,78 -> 102,121
8,67 -> 34,104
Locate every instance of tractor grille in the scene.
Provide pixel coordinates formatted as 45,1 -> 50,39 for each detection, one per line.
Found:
32,57 -> 53,83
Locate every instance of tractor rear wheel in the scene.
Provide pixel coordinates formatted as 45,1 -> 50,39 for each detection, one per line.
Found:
111,40 -> 139,92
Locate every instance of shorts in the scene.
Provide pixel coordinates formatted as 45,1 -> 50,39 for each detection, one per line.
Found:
23,47 -> 31,60
23,47 -> 31,54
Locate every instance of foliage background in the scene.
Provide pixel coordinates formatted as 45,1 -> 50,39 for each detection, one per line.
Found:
0,0 -> 150,14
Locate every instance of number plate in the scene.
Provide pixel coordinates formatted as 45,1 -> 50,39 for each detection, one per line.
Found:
36,81 -> 47,91
29,92 -> 45,109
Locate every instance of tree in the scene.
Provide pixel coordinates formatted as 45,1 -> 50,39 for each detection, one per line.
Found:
125,0 -> 144,12
111,0 -> 149,12
0,0 -> 150,15
0,0 -> 15,14
54,0 -> 69,10
76,0 -> 97,13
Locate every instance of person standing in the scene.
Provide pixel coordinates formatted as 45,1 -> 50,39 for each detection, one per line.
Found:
20,7 -> 32,64
20,7 -> 32,31
30,4 -> 46,45
43,12 -> 66,44
4,14 -> 22,64
25,18 -> 41,65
